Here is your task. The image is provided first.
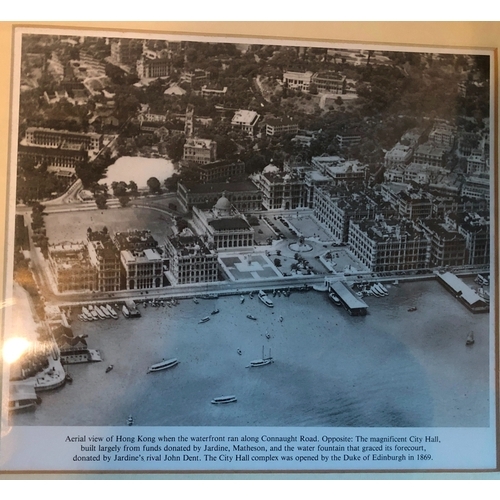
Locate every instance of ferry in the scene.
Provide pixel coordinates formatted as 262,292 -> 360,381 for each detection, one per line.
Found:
258,290 -> 274,308
199,316 -> 210,324
211,309 -> 220,315
211,395 -> 237,405
408,306 -> 417,312
105,365 -> 114,373
147,358 -> 179,373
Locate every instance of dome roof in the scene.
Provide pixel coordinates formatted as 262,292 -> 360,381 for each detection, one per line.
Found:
214,195 -> 231,211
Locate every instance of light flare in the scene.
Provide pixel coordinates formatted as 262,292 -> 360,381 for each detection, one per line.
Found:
3,337 -> 31,363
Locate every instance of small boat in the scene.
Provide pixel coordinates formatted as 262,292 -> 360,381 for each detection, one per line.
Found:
329,292 -> 342,306
247,347 -> 273,368
246,314 -> 257,321
211,395 -> 237,405
265,333 -> 271,340
279,316 -> 283,322
105,365 -> 114,373
106,304 -> 118,319
466,332 -> 475,346
78,314 -> 88,322
122,305 -> 130,318
249,292 -> 254,299
408,306 -> 417,312
258,290 -> 274,308
65,371 -> 73,383
88,306 -> 99,320
98,305 -> 111,319
240,295 -> 245,304
199,316 -> 210,324
237,349 -> 242,355
211,309 -> 220,315
193,298 -> 199,304
127,415 -> 134,426
147,358 -> 179,373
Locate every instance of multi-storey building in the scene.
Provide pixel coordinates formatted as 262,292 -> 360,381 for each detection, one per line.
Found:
251,164 -> 308,210
164,232 -> 219,285
47,243 -> 96,293
314,187 -> 395,242
136,55 -> 171,78
283,70 -> 313,91
429,120 -> 456,149
201,85 -> 228,99
183,138 -> 217,165
311,155 -> 366,184
196,160 -> 245,183
113,230 -> 164,290
348,218 -> 429,272
447,212 -> 490,266
413,143 -> 447,167
466,155 -> 488,174
335,132 -> 362,150
192,195 -> 254,250
86,230 -> 121,293
17,145 -> 87,177
461,174 -> 490,203
384,143 -> 413,169
177,181 -> 262,212
25,127 -> 103,152
265,117 -> 299,137
311,71 -> 346,94
231,110 -> 260,136
418,220 -> 467,268
110,38 -> 141,66
181,69 -> 210,87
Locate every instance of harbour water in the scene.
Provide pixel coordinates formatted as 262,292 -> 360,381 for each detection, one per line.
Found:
11,280 -> 491,428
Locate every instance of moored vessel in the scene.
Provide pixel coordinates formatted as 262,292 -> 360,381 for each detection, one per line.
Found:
258,290 -> 274,308
147,358 -> 179,373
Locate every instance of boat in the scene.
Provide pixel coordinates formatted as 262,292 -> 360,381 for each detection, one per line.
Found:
105,365 -> 114,373
193,298 -> 199,304
211,395 -> 237,405
237,349 -> 242,355
258,290 -> 274,308
65,370 -> 73,383
106,304 -> 118,319
211,308 -> 220,315
199,316 -> 210,324
127,415 -> 134,426
98,305 -> 110,319
377,283 -> 389,294
81,306 -> 94,321
246,314 -> 257,321
147,358 -> 179,373
122,305 -> 130,318
329,292 -> 342,306
247,347 -> 273,368
88,306 -> 99,320
466,332 -> 475,346
240,295 -> 245,304
78,314 -> 88,322
407,306 -> 417,312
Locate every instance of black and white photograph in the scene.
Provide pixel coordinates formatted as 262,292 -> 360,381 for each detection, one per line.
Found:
0,24 -> 496,472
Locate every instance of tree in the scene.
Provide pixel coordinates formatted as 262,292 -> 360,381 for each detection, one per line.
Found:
147,177 -> 162,194
274,258 -> 282,267
118,195 -> 131,207
95,194 -> 107,210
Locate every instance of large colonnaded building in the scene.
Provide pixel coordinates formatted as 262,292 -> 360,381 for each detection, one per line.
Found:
18,127 -> 104,178
192,194 -> 255,250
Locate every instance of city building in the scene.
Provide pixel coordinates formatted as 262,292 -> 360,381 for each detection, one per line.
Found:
183,138 -> 217,165
413,143 -> 447,167
231,109 -> 260,136
311,155 -> 367,184
86,229 -> 121,293
384,143 -> 413,169
335,132 -> 362,149
348,218 -> 429,272
201,85 -> 228,98
112,230 -> 165,293
283,70 -> 313,91
265,117 -> 299,137
177,181 -> 262,212
47,243 -> 96,293
110,38 -> 141,66
311,71 -> 346,94
447,212 -> 490,266
251,163 -> 308,210
181,69 -> 210,87
418,219 -> 467,268
164,231 -> 219,285
461,174 -> 490,203
429,120 -> 456,149
136,55 -> 171,78
25,127 -> 103,152
192,195 -> 255,250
